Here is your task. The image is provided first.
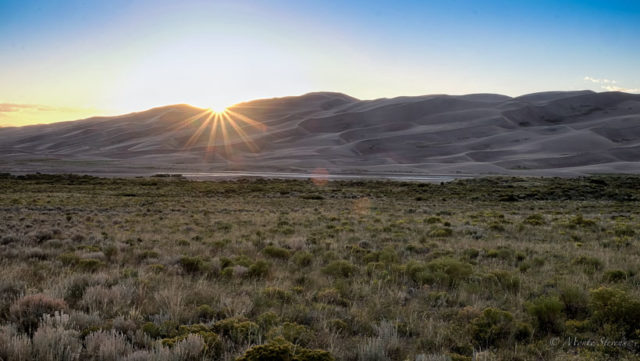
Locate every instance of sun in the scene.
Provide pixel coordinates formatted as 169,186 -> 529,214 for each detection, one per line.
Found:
170,105 -> 267,157
206,106 -> 228,114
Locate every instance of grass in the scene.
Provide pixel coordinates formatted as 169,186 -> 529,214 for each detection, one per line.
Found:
0,173 -> 639,360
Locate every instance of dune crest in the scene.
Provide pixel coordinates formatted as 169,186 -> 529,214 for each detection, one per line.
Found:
1,91 -> 639,176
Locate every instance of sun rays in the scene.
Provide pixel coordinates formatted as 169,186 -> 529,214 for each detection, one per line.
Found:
172,107 -> 266,157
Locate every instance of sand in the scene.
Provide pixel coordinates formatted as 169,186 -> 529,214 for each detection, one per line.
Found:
1,91 -> 639,176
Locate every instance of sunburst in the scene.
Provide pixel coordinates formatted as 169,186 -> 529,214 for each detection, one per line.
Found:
172,106 -> 266,157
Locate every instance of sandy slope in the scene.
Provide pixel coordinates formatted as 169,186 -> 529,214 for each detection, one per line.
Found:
1,91 -> 639,176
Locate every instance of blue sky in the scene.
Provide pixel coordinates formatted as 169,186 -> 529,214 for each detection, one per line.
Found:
0,0 -> 639,125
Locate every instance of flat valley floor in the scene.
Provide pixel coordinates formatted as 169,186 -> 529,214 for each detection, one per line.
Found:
0,174 -> 639,361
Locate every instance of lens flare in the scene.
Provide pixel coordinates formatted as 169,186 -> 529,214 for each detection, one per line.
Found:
171,106 -> 266,159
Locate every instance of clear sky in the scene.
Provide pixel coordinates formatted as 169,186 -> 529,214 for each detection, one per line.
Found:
1,0 -> 639,126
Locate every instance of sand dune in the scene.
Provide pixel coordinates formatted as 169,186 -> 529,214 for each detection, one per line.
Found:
1,91 -> 639,176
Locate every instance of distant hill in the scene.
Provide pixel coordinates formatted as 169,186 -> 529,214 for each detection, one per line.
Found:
1,91 -> 640,176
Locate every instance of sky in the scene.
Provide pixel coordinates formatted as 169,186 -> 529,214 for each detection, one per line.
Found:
1,0 -> 639,126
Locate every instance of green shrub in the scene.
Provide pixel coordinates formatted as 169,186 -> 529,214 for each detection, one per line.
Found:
77,258 -> 104,272
559,286 -> 590,320
267,322 -> 314,346
589,287 -> 640,338
523,214 -> 545,226
322,260 -> 356,278
213,317 -> 259,343
58,252 -> 80,266
142,322 -> 162,338
572,255 -> 603,272
248,260 -> 270,278
526,296 -> 565,334
470,308 -> 515,347
262,287 -> 293,303
328,318 -> 349,333
379,246 -> 399,263
161,324 -> 222,356
237,337 -> 334,361
567,215 -> 597,228
486,270 -> 520,292
315,288 -> 348,306
425,216 -> 442,224
485,247 -> 514,261
462,248 -> 480,260
603,269 -> 628,283
428,227 -> 453,237
613,224 -> 635,237
406,257 -> 472,287
196,304 -> 217,321
489,222 -> 506,231
565,319 -> 590,334
257,311 -> 279,331
514,322 -> 533,342
179,256 -> 205,274
427,257 -> 473,287
292,251 -> 313,267
263,246 -> 291,260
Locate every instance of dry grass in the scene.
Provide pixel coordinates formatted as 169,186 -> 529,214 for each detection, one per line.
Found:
0,174 -> 638,360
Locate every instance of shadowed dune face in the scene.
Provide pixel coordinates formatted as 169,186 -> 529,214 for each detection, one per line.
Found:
1,91 -> 640,176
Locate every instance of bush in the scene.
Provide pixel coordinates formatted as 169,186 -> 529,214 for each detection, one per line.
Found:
315,288 -> 348,306
58,252 -> 80,266
179,256 -> 205,274
161,324 -> 222,357
526,296 -> 564,334
267,322 -> 314,346
428,257 -> 473,287
257,311 -> 279,331
485,247 -> 514,261
213,317 -> 259,343
9,294 -> 67,334
406,257 -> 472,288
292,251 -> 313,267
262,287 -> 293,303
0,281 -> 25,321
559,286 -> 590,320
572,255 -> 603,272
237,337 -> 334,361
32,324 -> 82,361
567,215 -> 597,228
248,260 -> 270,278
462,248 -> 480,260
523,214 -> 545,226
603,269 -> 628,283
485,270 -> 520,292
196,304 -> 217,322
589,287 -> 640,338
85,330 -> 132,361
263,246 -> 291,260
77,258 -> 104,272
428,227 -> 453,237
614,224 -> 635,237
470,308 -> 515,347
141,322 -> 162,338
322,260 -> 356,278
64,277 -> 89,308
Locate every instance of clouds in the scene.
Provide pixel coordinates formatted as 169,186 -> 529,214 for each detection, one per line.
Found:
0,103 -> 99,126
583,76 -> 639,93
0,103 -> 73,113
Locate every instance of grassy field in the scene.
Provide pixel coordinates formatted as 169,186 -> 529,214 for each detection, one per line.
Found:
0,174 -> 639,361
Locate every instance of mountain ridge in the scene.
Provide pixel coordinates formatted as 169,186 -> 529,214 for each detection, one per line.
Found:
1,90 -> 640,176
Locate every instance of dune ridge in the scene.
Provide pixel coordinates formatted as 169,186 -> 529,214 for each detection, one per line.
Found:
1,91 -> 640,176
